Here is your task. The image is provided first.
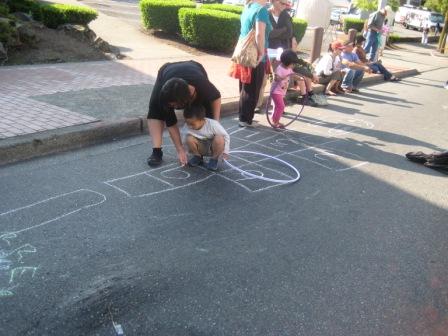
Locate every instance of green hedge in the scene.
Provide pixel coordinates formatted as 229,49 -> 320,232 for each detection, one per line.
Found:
140,0 -> 195,35
54,4 -> 97,25
39,4 -> 97,28
292,18 -> 307,43
200,4 -> 243,15
179,8 -> 240,52
0,20 -> 14,44
0,3 -> 9,16
5,0 -> 40,19
343,17 -> 365,34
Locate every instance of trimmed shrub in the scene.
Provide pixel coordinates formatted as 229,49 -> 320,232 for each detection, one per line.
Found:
40,3 -> 97,28
54,4 -> 97,25
0,20 -> 11,44
343,17 -> 365,34
292,18 -> 307,43
40,4 -> 65,28
140,0 -> 195,35
6,0 -> 34,13
200,4 -> 243,15
179,8 -> 240,52
0,3 -> 9,16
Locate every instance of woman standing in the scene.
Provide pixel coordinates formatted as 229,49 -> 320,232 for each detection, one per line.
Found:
268,0 -> 293,61
236,0 -> 272,127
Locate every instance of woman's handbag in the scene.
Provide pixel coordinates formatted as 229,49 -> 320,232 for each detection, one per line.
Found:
231,29 -> 258,68
231,7 -> 262,68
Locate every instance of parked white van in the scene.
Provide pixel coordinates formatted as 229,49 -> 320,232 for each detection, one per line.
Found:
402,8 -> 444,31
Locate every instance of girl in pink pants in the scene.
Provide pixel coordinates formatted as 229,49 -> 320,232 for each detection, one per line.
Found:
271,49 -> 302,129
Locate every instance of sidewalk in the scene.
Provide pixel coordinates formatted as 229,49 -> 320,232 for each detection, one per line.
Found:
0,3 -> 423,165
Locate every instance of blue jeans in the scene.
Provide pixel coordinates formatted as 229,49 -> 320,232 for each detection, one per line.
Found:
369,62 -> 392,80
342,69 -> 364,89
364,30 -> 379,61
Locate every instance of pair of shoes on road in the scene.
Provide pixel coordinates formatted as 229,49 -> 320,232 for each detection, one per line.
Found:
188,155 -> 218,171
238,121 -> 257,128
297,96 -> 318,107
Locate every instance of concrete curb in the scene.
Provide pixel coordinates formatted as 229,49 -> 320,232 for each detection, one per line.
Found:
0,68 -> 419,166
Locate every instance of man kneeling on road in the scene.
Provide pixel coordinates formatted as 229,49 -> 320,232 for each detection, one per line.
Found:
147,60 -> 222,167
340,40 -> 372,93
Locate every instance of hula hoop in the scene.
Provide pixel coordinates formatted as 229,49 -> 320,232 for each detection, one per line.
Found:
223,150 -> 301,184
265,73 -> 308,129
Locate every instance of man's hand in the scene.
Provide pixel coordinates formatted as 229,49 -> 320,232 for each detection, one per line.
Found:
364,66 -> 372,73
312,74 -> 319,83
222,153 -> 229,160
177,148 -> 188,166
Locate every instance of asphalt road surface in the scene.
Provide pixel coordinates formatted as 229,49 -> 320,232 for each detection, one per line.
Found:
0,68 -> 447,335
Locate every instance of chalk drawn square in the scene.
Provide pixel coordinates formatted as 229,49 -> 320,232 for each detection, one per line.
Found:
105,173 -> 171,197
148,165 -> 211,188
229,127 -> 273,143
291,143 -> 367,172
257,134 -> 309,153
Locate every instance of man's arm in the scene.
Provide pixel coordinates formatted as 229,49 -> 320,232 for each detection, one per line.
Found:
167,125 -> 187,165
211,97 -> 221,120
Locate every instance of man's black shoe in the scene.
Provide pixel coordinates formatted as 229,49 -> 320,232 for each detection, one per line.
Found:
147,153 -> 163,167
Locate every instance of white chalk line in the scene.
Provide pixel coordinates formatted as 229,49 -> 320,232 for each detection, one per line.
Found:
0,189 -> 107,237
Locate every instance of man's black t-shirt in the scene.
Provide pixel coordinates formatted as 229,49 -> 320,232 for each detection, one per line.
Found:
147,61 -> 221,127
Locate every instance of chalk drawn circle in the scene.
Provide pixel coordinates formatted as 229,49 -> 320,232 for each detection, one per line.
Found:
241,170 -> 264,179
160,169 -> 190,180
224,150 -> 300,184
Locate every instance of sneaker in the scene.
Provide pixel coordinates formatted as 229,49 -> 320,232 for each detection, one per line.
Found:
188,155 -> 203,167
147,152 -> 162,167
238,121 -> 254,128
206,158 -> 219,171
351,88 -> 360,93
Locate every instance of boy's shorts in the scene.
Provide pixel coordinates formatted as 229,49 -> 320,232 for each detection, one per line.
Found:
191,136 -> 213,156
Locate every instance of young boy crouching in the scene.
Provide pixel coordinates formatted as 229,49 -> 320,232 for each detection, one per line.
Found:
183,104 -> 230,171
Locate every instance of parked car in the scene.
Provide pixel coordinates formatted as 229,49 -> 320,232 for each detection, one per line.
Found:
330,7 -> 347,25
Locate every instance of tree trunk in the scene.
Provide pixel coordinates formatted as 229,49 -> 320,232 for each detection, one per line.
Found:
438,10 -> 448,53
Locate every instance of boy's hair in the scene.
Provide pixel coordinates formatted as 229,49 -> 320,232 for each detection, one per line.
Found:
184,104 -> 206,120
280,49 -> 300,67
160,78 -> 191,107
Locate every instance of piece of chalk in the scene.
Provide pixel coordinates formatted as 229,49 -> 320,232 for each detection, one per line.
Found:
114,323 -> 124,335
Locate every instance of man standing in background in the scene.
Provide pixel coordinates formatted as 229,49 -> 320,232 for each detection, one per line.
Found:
364,7 -> 388,61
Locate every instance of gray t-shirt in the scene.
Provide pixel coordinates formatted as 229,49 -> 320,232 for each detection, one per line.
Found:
368,11 -> 385,31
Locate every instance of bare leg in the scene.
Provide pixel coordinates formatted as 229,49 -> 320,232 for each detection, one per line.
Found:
147,119 -> 164,148
185,135 -> 200,156
325,79 -> 338,95
211,135 -> 225,159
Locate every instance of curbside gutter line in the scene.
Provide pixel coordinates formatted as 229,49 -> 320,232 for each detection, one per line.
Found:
0,68 -> 419,166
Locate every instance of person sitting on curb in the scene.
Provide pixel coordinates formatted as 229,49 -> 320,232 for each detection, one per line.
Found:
183,104 -> 230,171
340,40 -> 371,93
314,40 -> 345,96
354,36 -> 400,82
147,61 -> 221,167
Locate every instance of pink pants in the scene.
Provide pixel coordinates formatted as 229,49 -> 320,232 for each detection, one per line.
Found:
271,93 -> 285,123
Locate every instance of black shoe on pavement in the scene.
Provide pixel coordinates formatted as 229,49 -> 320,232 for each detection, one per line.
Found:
147,152 -> 163,167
